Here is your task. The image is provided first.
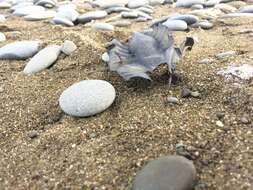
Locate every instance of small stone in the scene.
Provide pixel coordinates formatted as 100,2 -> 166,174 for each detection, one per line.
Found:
59,80 -> 116,117
61,40 -> 77,55
121,11 -> 139,19
169,14 -> 199,25
181,88 -> 192,98
240,116 -> 250,124
191,4 -> 204,9
0,41 -> 41,60
111,20 -> 131,27
216,120 -> 224,127
77,11 -> 108,24
0,86 -> 4,93
102,52 -> 110,63
176,0 -> 205,8
28,130 -> 38,139
23,45 -> 61,75
190,91 -> 201,98
92,22 -> 114,31
128,0 -> 149,8
162,19 -> 188,31
198,20 -> 213,30
133,155 -> 196,190
13,5 -> 45,17
166,96 -> 179,104
216,51 -> 236,60
52,17 -> 74,27
89,133 -> 97,138
24,10 -> 56,21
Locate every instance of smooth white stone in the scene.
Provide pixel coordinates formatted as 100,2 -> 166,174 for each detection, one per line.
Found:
0,41 -> 41,60
24,10 -> 56,21
93,0 -> 128,9
59,80 -> 116,117
128,0 -> 149,8
13,5 -> 45,16
23,45 -> 61,75
52,17 -> 74,26
61,40 -> 77,55
162,19 -> 188,31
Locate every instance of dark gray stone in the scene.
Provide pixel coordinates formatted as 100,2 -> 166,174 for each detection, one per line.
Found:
133,155 -> 196,190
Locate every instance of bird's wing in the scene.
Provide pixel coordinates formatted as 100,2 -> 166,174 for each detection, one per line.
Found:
144,25 -> 174,50
116,64 -> 151,81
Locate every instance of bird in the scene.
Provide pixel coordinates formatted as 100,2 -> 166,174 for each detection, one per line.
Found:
105,25 -> 194,86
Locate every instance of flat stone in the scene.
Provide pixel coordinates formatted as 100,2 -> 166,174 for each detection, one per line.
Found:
149,0 -> 165,6
13,5 -> 45,17
0,41 -> 41,60
192,20 -> 213,29
0,2 -> 11,9
217,64 -> 253,80
102,52 -> 110,62
35,0 -> 57,8
220,13 -> 253,18
176,0 -> 205,8
77,11 -> 108,24
24,10 -> 56,21
133,155 -> 196,190
214,3 -> 237,13
106,6 -> 130,14
162,19 -> 188,31
59,80 -> 116,117
0,32 -> 6,42
198,58 -> 214,64
55,8 -> 79,22
121,11 -> 139,19
61,40 -> 77,55
216,51 -> 236,59
92,22 -> 114,31
23,45 -> 61,75
137,7 -> 154,14
190,91 -> 201,98
216,120 -> 224,127
93,0 -> 128,9
169,14 -> 199,25
52,17 -> 74,27
191,4 -> 204,9
27,130 -> 38,139
181,88 -> 192,98
128,0 -> 149,8
205,0 -> 220,7
111,20 -> 132,27
239,5 -> 253,13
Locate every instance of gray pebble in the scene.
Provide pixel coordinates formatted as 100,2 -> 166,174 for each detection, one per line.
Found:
181,88 -> 192,98
240,116 -> 250,124
190,91 -> 201,98
133,155 -> 196,190
92,22 -> 114,31
166,96 -> 179,104
61,40 -> 77,55
216,51 -> 236,60
77,11 -> 108,24
162,19 -> 188,31
198,58 -> 214,64
28,130 -> 38,139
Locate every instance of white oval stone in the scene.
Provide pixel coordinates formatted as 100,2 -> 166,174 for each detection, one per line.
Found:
13,5 -> 45,17
24,10 -> 56,21
23,45 -> 61,75
61,40 -> 77,55
93,0 -> 128,9
162,19 -> 188,31
0,41 -> 41,60
176,0 -> 205,8
55,8 -> 79,22
52,17 -> 74,26
128,0 -> 149,8
59,80 -> 116,117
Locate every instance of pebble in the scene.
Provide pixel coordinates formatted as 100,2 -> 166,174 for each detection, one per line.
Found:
166,96 -> 179,104
106,7 -> 131,14
13,5 -> 45,17
205,0 -> 220,7
52,17 -> 74,27
101,52 -> 110,63
0,32 -> 6,42
35,0 -> 57,8
61,40 -> 77,55
121,11 -> 139,19
216,51 -> 236,59
198,58 -> 214,64
176,0 -> 205,8
27,130 -> 38,139
93,0 -> 128,9
216,112 -> 225,120
133,155 -> 196,190
239,5 -> 253,13
216,120 -> 224,127
77,11 -> 108,24
137,7 -> 154,14
0,86 -> 4,93
0,2 -> 11,9
55,8 -> 79,22
181,88 -> 192,98
23,45 -> 61,75
221,13 -> 253,18
24,10 -> 56,21
128,0 -> 149,8
169,14 -> 199,25
191,4 -> 204,9
149,0 -> 165,6
162,19 -> 188,31
0,41 -> 41,60
214,3 -> 237,13
92,22 -> 114,31
111,20 -> 132,27
217,64 -> 253,80
59,80 -> 116,117
240,116 -> 250,124
194,20 -> 213,30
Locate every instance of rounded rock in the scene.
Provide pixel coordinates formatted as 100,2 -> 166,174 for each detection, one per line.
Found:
92,22 -> 114,31
162,19 -> 188,31
61,40 -> 77,55
133,155 -> 196,190
59,80 -> 116,117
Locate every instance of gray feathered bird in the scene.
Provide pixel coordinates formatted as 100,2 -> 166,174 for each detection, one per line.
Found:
105,25 -> 194,86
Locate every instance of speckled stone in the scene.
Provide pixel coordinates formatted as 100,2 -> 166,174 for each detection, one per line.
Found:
59,80 -> 116,117
133,155 -> 196,190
